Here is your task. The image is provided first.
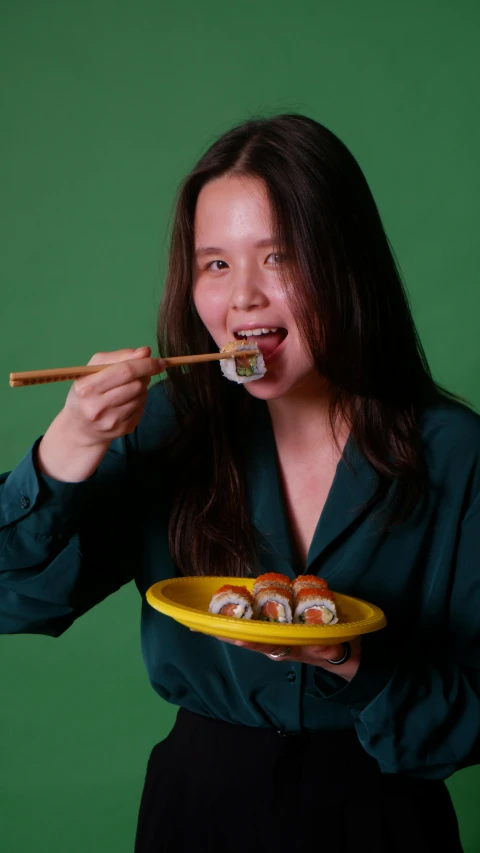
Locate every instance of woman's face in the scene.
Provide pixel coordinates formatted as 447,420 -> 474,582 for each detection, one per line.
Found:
192,175 -> 318,401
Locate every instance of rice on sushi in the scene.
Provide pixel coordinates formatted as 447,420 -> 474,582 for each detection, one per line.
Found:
253,585 -> 293,623
208,584 -> 254,619
220,339 -> 266,384
293,587 -> 338,625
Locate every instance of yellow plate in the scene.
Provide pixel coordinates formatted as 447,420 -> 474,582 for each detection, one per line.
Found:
146,577 -> 386,646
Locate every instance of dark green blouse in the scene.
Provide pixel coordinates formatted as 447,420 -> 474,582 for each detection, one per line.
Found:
1,383 -> 480,780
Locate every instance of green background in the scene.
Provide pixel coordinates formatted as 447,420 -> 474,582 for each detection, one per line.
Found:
1,0 -> 479,849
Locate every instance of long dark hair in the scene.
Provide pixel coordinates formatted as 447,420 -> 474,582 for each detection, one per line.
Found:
158,114 -> 454,577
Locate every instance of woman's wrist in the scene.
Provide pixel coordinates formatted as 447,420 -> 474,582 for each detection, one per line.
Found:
36,411 -> 111,483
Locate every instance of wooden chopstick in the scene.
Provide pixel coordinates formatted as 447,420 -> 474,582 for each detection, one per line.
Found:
9,350 -> 259,387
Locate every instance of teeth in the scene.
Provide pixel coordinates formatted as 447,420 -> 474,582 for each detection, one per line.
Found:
237,327 -> 278,337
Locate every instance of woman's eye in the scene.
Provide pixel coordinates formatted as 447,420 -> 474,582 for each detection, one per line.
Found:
265,252 -> 282,265
206,260 -> 228,271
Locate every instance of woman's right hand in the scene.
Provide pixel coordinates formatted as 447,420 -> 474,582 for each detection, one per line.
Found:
36,346 -> 165,482
63,346 -> 164,446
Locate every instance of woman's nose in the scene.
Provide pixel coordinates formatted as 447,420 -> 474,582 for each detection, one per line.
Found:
229,268 -> 268,311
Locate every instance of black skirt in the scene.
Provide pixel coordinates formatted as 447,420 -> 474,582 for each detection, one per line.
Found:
134,708 -> 463,853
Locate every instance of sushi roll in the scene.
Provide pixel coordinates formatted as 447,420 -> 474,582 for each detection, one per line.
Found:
220,339 -> 266,384
293,587 -> 338,625
253,585 -> 293,623
252,572 -> 292,597
208,584 -> 254,619
292,575 -> 329,596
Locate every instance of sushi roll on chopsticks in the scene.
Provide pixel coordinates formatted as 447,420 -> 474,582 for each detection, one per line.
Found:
220,339 -> 266,384
293,586 -> 338,625
208,584 -> 254,619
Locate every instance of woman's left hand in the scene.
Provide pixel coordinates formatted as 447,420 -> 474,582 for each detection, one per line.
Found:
213,635 -> 362,682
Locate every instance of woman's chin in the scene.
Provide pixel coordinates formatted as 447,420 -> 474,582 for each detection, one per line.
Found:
242,366 -> 325,402
242,374 -> 294,401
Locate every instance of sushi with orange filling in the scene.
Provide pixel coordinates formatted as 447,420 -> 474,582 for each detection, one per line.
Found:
208,584 -> 254,619
219,339 -> 266,384
253,585 -> 293,623
293,586 -> 338,625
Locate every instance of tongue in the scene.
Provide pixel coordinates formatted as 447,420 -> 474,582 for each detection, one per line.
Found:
252,331 -> 286,360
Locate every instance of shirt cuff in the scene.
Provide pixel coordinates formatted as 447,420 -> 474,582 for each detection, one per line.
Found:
0,439 -> 91,530
312,632 -> 395,710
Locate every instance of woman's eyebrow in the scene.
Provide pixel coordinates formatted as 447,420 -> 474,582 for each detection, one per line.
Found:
195,246 -> 224,257
195,238 -> 275,257
254,238 -> 275,248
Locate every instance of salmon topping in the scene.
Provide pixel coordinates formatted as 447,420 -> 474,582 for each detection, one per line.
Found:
220,603 -> 244,617
261,600 -> 281,620
301,606 -> 334,625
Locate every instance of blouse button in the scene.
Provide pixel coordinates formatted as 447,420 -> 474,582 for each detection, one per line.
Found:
287,670 -> 296,682
20,495 -> 30,509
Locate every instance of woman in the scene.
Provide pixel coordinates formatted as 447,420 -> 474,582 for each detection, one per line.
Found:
1,115 -> 478,852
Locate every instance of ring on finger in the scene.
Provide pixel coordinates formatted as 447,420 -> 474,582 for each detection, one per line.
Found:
269,647 -> 292,659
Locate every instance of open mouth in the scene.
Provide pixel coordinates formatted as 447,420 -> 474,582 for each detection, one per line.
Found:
233,327 -> 288,362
